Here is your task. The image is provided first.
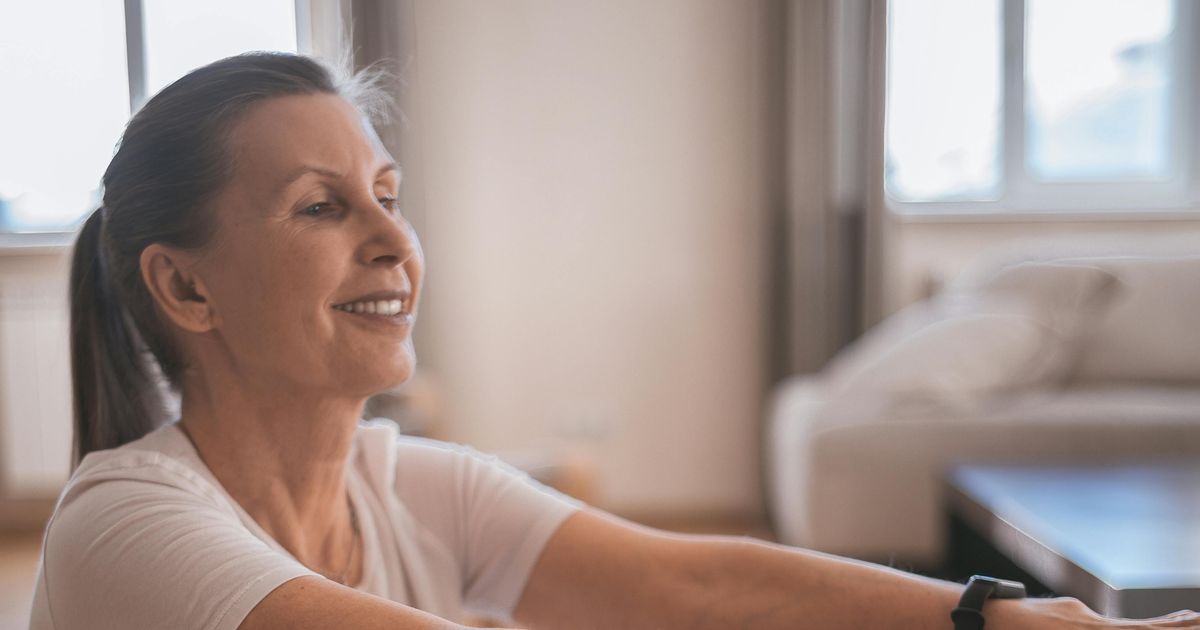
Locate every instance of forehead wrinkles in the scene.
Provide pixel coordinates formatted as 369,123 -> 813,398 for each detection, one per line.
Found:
235,100 -> 392,192
230,103 -> 347,172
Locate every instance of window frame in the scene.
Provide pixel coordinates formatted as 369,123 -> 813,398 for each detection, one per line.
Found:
0,0 -> 312,247
887,0 -> 1200,219
127,0 -> 313,111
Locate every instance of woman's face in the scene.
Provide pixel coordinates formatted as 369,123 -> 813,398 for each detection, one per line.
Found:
188,92 -> 423,398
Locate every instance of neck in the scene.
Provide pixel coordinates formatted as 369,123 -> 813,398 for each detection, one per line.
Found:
177,364 -> 364,581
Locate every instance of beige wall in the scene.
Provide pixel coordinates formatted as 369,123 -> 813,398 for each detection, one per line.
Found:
407,1 -> 774,517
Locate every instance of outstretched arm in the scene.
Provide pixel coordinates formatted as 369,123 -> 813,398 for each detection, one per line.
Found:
240,576 -> 470,630
513,508 -> 1199,630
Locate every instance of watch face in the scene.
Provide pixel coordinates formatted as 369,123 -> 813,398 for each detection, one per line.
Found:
970,576 -> 1028,599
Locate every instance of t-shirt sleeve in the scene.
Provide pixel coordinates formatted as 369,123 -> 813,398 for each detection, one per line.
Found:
392,437 -> 584,623
40,462 -> 319,630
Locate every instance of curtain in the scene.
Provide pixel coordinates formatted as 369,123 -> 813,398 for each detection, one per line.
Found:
774,0 -> 886,379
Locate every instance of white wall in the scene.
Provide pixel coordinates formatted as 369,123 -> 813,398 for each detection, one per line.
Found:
408,1 -> 774,516
0,251 -> 73,499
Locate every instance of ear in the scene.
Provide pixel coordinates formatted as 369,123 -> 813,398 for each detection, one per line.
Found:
139,244 -> 216,334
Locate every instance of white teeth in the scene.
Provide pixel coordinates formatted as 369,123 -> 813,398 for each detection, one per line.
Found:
335,299 -> 407,316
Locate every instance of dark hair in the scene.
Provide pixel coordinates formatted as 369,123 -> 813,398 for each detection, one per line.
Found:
69,52 -> 391,471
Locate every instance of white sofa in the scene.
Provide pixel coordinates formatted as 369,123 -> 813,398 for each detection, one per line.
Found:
765,251 -> 1200,567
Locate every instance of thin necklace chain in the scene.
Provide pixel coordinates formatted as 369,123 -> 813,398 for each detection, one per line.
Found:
331,492 -> 360,586
176,421 -> 361,586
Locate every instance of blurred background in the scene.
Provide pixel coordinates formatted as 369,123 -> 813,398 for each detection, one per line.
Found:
1,0 -> 1199,627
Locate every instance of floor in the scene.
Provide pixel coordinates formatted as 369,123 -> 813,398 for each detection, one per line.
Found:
0,516 -> 772,630
0,532 -> 42,630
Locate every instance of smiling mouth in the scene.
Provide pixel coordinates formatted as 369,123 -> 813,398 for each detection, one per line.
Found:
332,298 -> 407,316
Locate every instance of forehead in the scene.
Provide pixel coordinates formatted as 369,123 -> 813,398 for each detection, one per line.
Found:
225,93 -> 391,182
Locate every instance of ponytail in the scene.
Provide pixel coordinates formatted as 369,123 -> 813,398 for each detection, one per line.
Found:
68,208 -> 165,472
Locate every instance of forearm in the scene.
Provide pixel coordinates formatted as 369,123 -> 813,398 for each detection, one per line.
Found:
515,510 -> 1192,630
674,536 -> 1035,630
240,576 -> 474,630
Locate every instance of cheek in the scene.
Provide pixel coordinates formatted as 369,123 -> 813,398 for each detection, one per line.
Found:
273,251 -> 345,336
219,241 -> 341,346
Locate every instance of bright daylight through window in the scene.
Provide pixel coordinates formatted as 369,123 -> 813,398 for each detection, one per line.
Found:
0,1 -> 298,234
885,0 -> 1197,213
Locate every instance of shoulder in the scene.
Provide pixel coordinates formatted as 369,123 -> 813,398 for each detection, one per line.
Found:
40,424 -> 315,629
58,422 -> 232,517
44,424 -> 243,571
43,422 -> 240,597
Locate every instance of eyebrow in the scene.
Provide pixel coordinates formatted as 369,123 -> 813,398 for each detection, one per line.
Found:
279,161 -> 401,189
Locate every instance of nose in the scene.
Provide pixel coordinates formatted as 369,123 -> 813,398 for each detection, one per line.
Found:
354,194 -> 420,269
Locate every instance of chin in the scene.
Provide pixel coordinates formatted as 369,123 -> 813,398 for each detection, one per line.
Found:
329,341 -> 417,397
354,360 -> 417,397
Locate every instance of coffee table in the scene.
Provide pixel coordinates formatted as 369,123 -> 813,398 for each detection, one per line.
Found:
945,464 -> 1200,618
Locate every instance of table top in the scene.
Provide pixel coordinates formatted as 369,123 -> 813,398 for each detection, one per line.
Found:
945,463 -> 1200,618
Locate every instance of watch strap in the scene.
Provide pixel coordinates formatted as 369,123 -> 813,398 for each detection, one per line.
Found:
951,575 -> 1027,630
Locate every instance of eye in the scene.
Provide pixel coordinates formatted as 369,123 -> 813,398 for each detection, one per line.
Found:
378,196 -> 401,213
301,202 -> 334,217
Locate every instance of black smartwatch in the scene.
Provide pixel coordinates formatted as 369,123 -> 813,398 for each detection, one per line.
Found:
951,575 -> 1027,630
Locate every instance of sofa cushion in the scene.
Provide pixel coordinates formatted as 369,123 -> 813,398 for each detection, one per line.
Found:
823,261 -> 1120,413
1074,256 -> 1200,384
950,260 -> 1119,334
821,296 -> 1060,414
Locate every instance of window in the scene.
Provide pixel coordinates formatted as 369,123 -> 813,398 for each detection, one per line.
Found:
143,0 -> 299,98
885,0 -> 1200,214
0,1 -> 301,234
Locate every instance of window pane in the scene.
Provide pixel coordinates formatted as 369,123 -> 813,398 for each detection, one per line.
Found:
1026,0 -> 1174,181
0,2 -> 129,232
886,0 -> 1002,202
143,0 -> 297,99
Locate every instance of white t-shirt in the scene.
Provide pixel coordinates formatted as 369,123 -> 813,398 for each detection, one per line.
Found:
29,418 -> 583,630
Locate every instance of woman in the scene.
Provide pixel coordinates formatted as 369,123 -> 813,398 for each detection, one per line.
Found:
28,52 -> 1198,630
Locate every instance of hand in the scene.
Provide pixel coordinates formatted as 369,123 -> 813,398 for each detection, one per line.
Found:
1005,597 -> 1200,629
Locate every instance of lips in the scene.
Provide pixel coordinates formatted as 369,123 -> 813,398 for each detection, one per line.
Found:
331,290 -> 413,317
